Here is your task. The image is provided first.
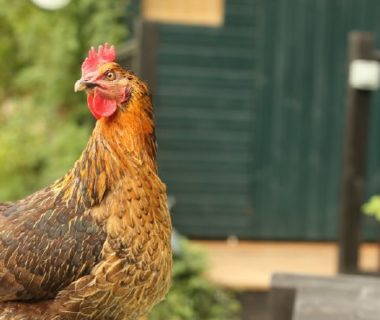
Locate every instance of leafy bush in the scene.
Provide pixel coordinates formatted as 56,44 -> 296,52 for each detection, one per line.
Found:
362,196 -> 380,221
150,239 -> 240,320
0,0 -> 127,200
0,97 -> 92,199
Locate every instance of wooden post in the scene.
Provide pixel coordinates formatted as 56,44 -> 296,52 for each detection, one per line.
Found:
338,32 -> 374,274
269,287 -> 295,320
135,20 -> 160,96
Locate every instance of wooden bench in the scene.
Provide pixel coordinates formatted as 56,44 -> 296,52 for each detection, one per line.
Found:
270,273 -> 380,320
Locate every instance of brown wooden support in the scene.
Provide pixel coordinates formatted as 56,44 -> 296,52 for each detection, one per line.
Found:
135,20 -> 160,96
338,32 -> 375,273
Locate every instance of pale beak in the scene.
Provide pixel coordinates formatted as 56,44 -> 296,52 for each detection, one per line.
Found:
74,80 -> 87,92
74,80 -> 98,92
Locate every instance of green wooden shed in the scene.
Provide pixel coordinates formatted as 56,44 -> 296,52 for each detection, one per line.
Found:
134,0 -> 380,240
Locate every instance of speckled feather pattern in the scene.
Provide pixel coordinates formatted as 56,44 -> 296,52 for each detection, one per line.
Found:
0,68 -> 172,319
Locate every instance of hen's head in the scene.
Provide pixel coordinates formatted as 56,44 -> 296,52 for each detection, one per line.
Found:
75,43 -> 141,120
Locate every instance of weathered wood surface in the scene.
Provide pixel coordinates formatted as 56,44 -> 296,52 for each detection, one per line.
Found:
270,273 -> 380,320
294,286 -> 380,320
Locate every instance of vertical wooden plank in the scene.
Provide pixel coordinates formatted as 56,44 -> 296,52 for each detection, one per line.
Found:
338,32 -> 374,273
269,287 -> 296,320
135,20 -> 160,96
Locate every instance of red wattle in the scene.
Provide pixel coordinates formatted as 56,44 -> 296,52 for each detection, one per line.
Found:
87,92 -> 117,120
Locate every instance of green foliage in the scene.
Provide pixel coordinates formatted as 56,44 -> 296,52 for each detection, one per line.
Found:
0,98 -> 90,200
150,240 -> 240,320
0,0 -> 128,200
362,196 -> 380,221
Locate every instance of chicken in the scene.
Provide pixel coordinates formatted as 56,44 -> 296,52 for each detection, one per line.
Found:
0,44 -> 172,319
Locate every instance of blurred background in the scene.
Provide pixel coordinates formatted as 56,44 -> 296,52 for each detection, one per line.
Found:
3,0 -> 380,319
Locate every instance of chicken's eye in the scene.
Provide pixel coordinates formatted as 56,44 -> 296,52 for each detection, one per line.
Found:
105,71 -> 116,81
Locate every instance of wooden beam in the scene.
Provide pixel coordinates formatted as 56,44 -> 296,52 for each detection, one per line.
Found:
269,287 -> 295,320
135,20 -> 160,96
271,273 -> 380,320
142,0 -> 225,27
338,32 -> 375,274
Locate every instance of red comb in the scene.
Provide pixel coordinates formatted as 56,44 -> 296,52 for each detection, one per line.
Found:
81,43 -> 116,74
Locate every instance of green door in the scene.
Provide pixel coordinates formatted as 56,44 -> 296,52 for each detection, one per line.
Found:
154,0 -> 380,240
155,0 -> 256,238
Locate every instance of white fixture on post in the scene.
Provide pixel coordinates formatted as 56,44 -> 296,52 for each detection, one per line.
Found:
349,59 -> 380,90
31,0 -> 71,10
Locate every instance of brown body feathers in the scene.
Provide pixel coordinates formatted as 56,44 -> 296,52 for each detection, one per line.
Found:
0,63 -> 172,319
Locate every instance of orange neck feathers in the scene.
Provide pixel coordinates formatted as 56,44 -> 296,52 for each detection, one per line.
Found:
97,87 -> 157,171
55,82 -> 157,211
